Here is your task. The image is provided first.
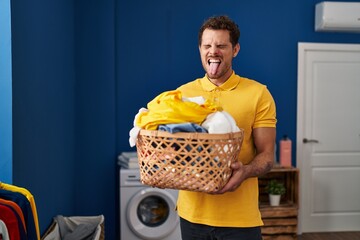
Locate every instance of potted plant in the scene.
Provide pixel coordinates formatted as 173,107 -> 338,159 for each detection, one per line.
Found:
265,179 -> 286,206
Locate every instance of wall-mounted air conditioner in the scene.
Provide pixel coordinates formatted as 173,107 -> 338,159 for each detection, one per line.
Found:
315,1 -> 360,33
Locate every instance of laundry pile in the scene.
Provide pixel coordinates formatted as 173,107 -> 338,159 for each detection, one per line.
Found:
128,90 -> 244,193
0,182 -> 40,240
129,90 -> 240,147
118,152 -> 139,169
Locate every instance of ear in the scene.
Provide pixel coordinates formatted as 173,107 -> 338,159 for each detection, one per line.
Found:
233,43 -> 240,58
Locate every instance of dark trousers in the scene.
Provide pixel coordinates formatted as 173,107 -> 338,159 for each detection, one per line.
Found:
180,218 -> 262,240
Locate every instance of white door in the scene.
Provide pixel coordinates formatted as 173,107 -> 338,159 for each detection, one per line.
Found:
297,42 -> 360,233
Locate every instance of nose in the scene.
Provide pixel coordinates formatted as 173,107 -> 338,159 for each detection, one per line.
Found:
209,45 -> 219,55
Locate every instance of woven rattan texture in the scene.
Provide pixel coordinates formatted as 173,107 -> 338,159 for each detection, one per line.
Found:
136,129 -> 244,193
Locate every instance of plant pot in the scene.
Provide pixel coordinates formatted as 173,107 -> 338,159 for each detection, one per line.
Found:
269,194 -> 281,206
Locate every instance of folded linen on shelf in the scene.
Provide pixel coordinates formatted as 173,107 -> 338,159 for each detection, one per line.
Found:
118,152 -> 139,169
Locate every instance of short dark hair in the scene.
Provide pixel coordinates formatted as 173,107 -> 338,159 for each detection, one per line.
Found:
198,15 -> 240,47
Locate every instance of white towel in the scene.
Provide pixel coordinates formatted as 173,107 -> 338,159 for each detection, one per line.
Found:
129,108 -> 148,147
182,96 -> 206,104
201,111 -> 240,133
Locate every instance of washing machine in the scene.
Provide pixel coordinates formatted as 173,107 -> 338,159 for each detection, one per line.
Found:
120,168 -> 181,240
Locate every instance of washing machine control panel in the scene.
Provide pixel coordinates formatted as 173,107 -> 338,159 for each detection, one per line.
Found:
120,169 -> 142,187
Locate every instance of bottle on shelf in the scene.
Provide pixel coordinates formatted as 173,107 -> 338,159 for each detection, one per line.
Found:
279,135 -> 292,167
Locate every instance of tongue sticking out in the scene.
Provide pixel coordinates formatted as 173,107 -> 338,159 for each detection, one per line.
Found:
209,62 -> 220,75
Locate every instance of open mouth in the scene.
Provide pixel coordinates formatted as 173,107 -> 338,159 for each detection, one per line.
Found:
208,59 -> 221,75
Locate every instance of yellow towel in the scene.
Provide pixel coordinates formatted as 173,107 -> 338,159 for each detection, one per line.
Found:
136,90 -> 221,130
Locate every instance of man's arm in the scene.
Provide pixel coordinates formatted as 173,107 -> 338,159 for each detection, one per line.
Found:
216,127 -> 276,194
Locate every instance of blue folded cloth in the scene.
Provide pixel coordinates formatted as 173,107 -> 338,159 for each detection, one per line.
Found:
158,123 -> 208,133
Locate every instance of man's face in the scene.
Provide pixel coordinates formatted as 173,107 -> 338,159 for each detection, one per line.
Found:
199,29 -> 240,85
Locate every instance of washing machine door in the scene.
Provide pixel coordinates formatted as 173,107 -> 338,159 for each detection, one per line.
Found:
127,188 -> 179,240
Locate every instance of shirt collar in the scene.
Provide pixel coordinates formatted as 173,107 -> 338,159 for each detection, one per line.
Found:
200,71 -> 240,92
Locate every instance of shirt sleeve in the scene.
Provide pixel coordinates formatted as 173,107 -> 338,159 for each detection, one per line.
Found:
253,86 -> 277,128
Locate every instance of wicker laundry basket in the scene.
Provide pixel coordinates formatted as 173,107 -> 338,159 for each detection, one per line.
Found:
136,129 -> 244,193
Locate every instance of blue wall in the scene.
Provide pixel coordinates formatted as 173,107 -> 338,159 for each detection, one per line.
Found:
0,0 -> 12,184
11,0 -> 76,233
73,0 -> 117,235
8,0 -> 360,239
11,0 -> 117,238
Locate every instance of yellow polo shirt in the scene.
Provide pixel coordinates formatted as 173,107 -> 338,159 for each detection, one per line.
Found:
176,72 -> 277,227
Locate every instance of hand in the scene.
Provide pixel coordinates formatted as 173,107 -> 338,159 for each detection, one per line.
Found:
214,128 -> 276,194
215,161 -> 248,194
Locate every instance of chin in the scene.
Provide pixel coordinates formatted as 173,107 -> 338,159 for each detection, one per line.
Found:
207,73 -> 219,79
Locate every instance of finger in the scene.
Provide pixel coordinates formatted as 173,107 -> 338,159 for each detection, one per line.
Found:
231,161 -> 242,170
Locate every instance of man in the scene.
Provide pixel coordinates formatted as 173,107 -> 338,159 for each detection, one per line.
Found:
176,15 -> 277,240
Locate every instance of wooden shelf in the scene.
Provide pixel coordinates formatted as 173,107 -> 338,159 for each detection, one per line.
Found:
259,166 -> 299,240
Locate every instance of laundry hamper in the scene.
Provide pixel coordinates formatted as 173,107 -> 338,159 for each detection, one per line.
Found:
41,215 -> 105,240
136,129 -> 244,193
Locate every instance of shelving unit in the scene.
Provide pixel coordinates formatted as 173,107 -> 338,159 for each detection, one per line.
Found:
259,166 -> 299,240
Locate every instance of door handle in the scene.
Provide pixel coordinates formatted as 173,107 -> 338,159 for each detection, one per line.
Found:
303,138 -> 319,143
